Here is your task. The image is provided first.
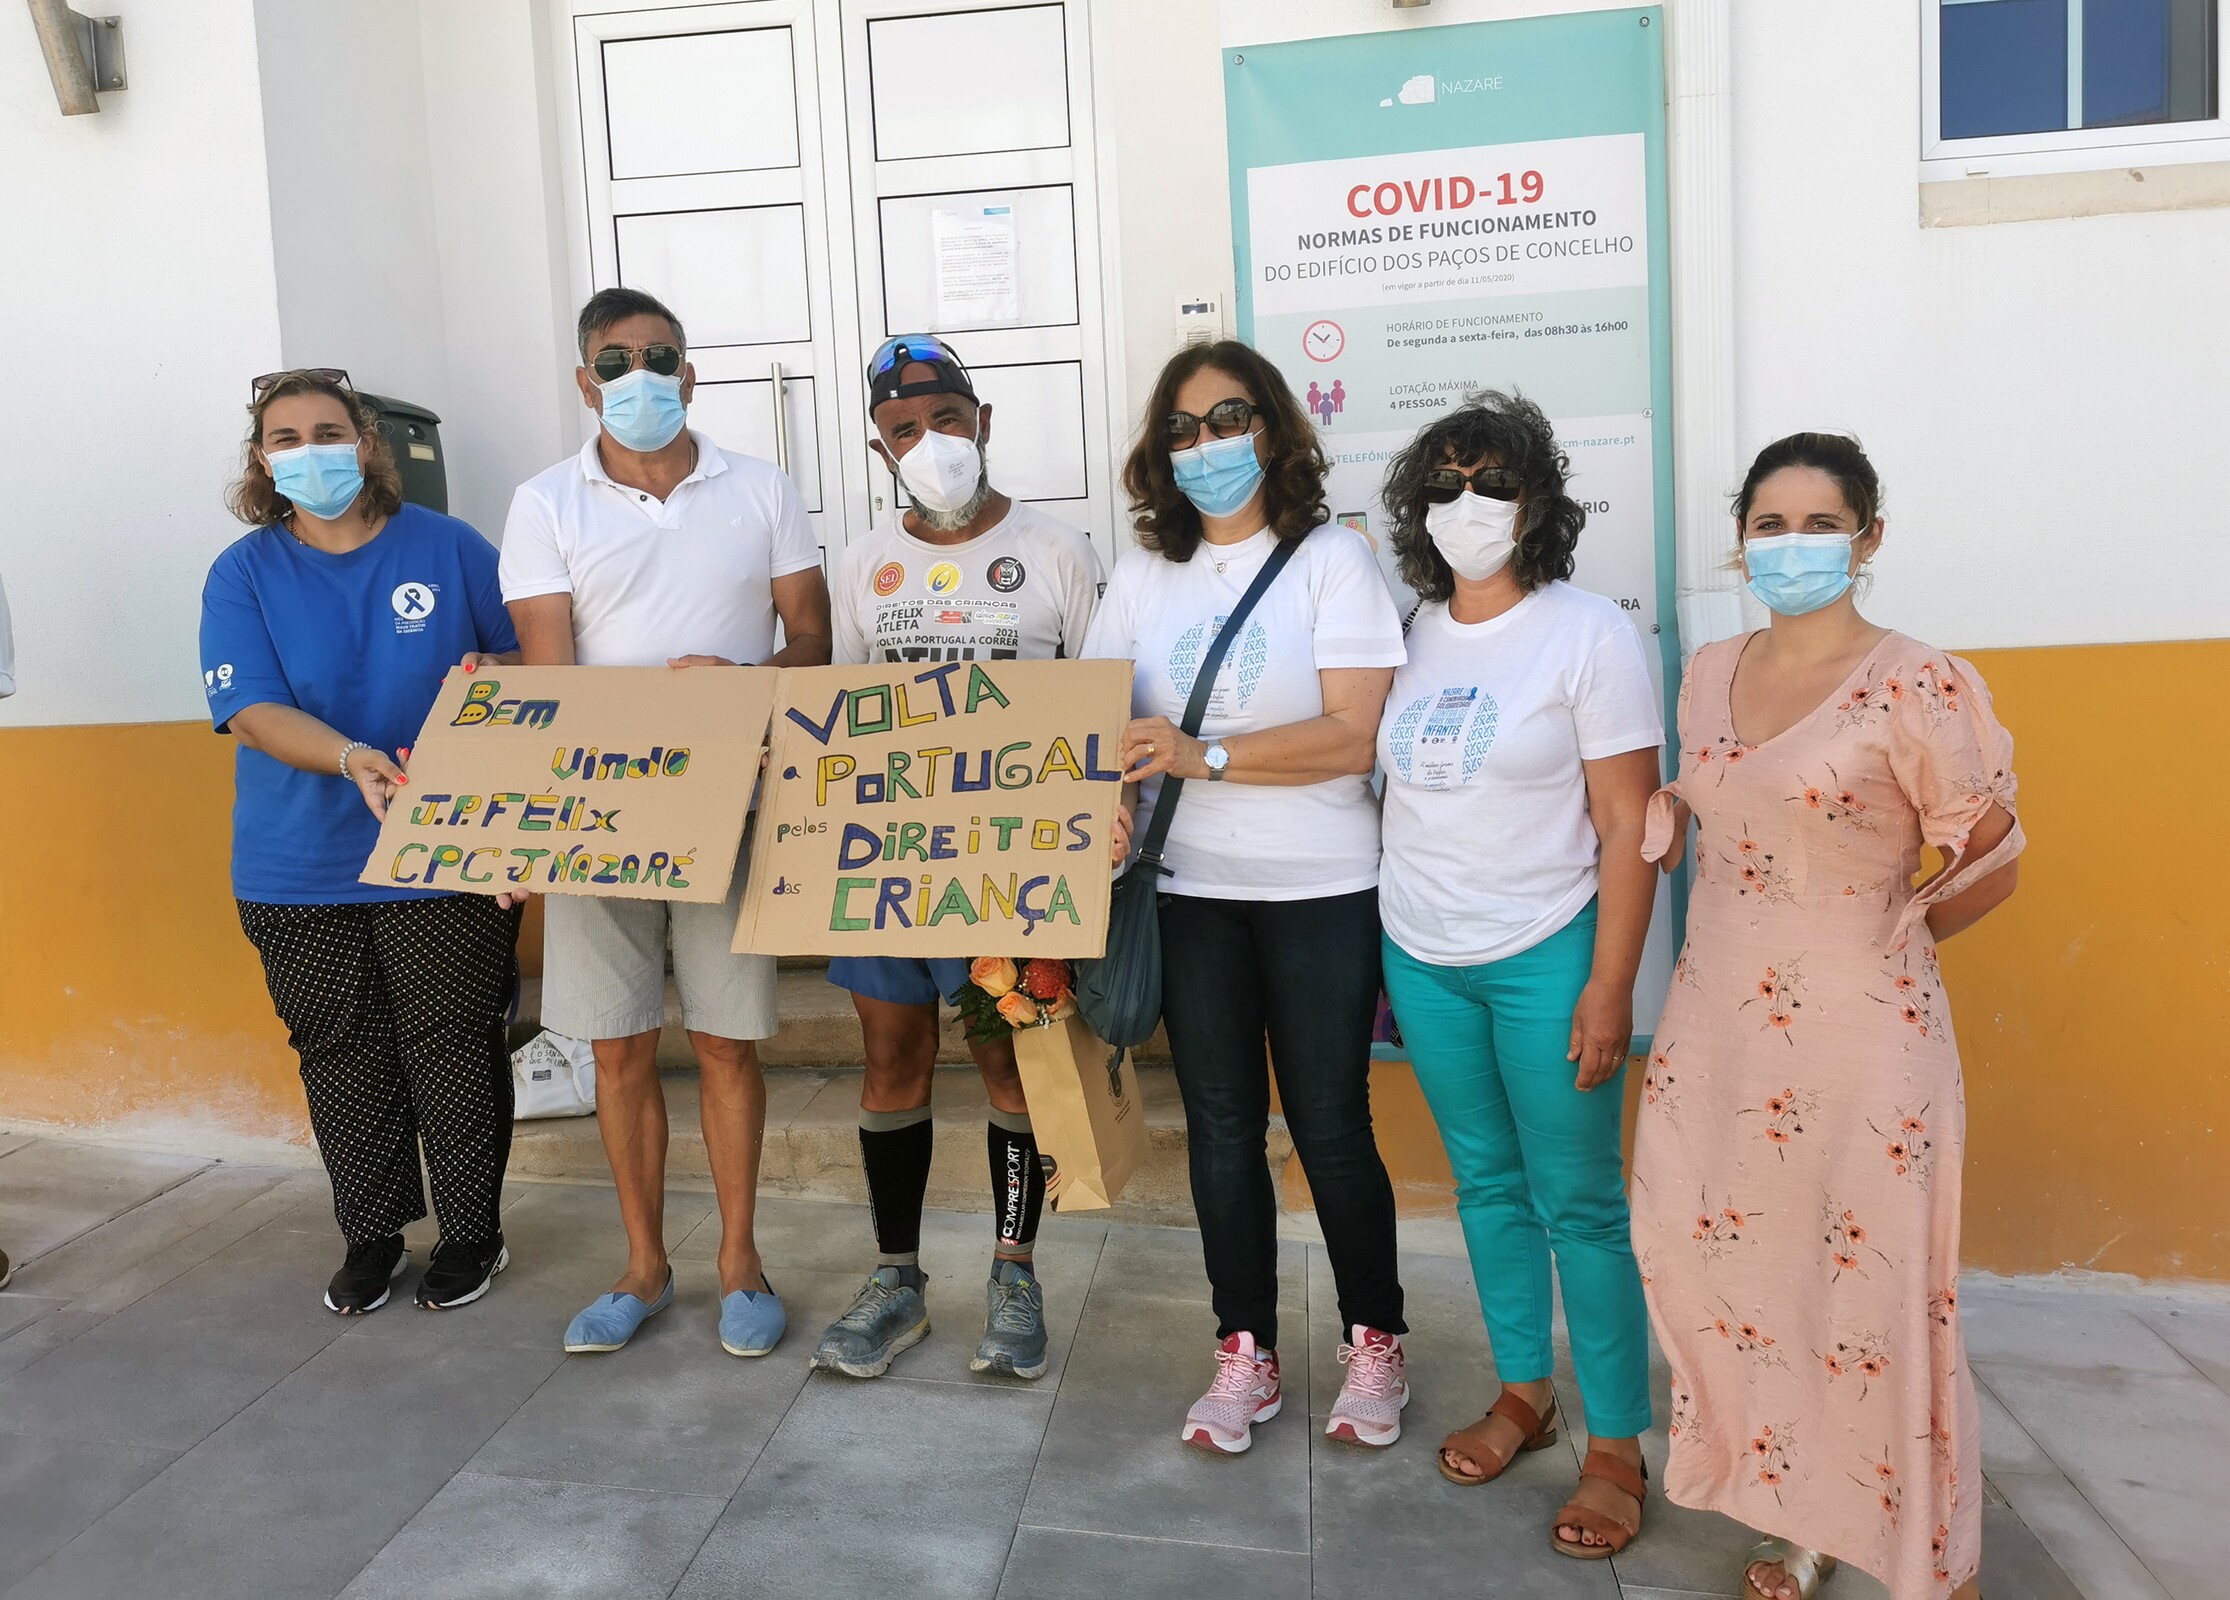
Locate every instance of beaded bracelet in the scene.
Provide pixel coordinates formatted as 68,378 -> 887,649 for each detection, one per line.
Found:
338,740 -> 368,781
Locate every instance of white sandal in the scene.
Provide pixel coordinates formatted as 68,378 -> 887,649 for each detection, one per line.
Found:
1744,1538 -> 1837,1599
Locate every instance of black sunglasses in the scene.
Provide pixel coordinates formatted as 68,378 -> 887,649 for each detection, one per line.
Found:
251,367 -> 351,401
1422,465 -> 1524,504
590,343 -> 685,384
1164,398 -> 1260,446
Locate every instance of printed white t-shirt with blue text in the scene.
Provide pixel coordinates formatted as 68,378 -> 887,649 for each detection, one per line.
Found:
1083,522 -> 1405,901
1378,579 -> 1663,966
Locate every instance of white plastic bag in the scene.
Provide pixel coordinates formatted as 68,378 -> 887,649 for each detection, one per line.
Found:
511,1030 -> 597,1120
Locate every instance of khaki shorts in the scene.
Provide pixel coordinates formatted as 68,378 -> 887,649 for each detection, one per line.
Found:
540,838 -> 776,1042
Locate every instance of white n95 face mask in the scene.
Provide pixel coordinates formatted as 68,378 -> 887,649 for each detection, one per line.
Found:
1424,490 -> 1521,581
897,426 -> 986,517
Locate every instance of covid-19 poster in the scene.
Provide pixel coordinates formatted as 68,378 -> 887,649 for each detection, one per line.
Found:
1225,6 -> 1681,1030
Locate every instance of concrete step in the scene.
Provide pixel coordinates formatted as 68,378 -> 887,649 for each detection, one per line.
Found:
514,964 -> 1173,1070
507,1063 -> 1288,1231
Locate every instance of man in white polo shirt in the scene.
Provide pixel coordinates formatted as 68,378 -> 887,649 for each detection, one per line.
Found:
500,286 -> 832,1360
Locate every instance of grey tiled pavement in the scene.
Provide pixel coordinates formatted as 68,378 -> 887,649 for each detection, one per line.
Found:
0,1138 -> 2222,1598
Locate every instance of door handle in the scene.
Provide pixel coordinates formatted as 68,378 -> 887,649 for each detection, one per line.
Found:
769,361 -> 790,476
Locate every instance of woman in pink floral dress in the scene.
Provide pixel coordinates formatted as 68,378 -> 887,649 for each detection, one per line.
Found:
1633,434 -> 2022,1600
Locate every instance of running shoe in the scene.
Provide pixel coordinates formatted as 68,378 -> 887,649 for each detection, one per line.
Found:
325,1234 -> 408,1315
1325,1324 -> 1409,1447
415,1234 -> 510,1310
810,1266 -> 930,1378
970,1260 -> 1048,1379
1182,1331 -> 1281,1454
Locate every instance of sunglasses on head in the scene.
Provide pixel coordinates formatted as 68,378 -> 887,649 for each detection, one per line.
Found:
590,343 -> 685,384
870,333 -> 966,376
251,368 -> 351,401
1422,465 -> 1524,504
1164,398 -> 1259,445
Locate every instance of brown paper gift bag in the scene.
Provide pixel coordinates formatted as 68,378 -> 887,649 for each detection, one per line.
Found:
1010,1011 -> 1148,1212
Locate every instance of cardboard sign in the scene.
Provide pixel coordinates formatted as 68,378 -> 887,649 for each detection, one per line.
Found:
358,666 -> 779,904
733,659 -> 1132,958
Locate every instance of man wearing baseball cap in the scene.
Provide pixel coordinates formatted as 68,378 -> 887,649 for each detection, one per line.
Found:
811,334 -> 1103,1383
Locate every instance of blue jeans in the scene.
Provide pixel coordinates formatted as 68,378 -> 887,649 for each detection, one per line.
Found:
1381,903 -> 1651,1437
1160,889 -> 1405,1350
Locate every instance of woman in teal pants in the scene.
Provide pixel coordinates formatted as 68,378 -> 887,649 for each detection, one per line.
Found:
1376,393 -> 1663,1559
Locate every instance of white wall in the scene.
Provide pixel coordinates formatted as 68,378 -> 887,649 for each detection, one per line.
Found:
0,0 -> 283,728
1729,1 -> 2230,651
1096,0 -> 1234,442
417,0 -> 577,538
256,0 -> 579,542
252,0 -> 452,415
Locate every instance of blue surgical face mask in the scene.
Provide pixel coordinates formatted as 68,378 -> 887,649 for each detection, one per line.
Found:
597,367 -> 688,452
267,440 -> 364,521
1171,431 -> 1266,519
1744,531 -> 1856,616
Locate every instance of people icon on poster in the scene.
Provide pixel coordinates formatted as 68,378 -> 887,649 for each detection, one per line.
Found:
1306,379 -> 1346,427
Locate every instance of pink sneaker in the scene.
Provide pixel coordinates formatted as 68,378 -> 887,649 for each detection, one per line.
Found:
1325,1325 -> 1408,1447
1182,1331 -> 1282,1454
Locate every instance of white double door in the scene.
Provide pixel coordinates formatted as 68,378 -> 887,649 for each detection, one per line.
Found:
563,0 -> 1115,572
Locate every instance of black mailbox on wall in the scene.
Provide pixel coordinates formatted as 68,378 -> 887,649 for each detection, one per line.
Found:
360,393 -> 447,513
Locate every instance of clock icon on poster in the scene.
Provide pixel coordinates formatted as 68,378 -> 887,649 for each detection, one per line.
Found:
1302,320 -> 1345,363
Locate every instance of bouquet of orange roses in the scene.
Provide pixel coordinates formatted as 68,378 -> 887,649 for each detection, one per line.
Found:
955,956 -> 1078,1042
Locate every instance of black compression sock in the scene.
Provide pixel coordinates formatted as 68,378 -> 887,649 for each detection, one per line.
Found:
860,1107 -> 934,1268
987,1108 -> 1045,1259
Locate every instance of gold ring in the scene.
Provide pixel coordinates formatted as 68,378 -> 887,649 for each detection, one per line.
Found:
1145,742 -> 1157,754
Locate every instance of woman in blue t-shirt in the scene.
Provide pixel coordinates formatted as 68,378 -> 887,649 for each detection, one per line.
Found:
201,369 -> 522,1317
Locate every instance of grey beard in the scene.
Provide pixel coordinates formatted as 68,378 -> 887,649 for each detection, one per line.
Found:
913,462 -> 994,533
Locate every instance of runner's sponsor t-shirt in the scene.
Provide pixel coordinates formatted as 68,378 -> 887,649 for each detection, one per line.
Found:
199,503 -> 520,904
1083,523 -> 1404,900
830,501 -> 1103,666
1378,581 -> 1663,965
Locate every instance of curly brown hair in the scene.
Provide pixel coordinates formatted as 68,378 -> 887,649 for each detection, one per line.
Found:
1380,390 -> 1581,603
226,371 -> 405,528
1121,341 -> 1328,562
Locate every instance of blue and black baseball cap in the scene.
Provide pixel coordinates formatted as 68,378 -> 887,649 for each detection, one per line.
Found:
867,334 -> 978,414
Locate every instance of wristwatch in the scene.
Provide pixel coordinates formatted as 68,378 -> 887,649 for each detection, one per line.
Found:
1203,740 -> 1230,781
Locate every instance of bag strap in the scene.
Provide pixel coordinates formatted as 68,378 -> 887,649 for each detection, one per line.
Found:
1132,538 -> 1301,871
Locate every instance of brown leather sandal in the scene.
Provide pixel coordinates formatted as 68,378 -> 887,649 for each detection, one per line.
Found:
1549,1449 -> 1648,1559
1437,1389 -> 1559,1486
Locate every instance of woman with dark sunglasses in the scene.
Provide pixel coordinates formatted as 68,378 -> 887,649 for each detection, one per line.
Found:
201,369 -> 523,1317
1373,391 -> 1663,1558
1082,341 -> 1409,1457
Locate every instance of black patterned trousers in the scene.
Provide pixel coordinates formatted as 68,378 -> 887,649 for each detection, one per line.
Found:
237,895 -> 521,1246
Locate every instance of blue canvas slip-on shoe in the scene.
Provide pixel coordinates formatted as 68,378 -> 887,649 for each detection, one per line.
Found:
970,1260 -> 1049,1380
809,1266 -> 930,1378
563,1268 -> 675,1353
719,1274 -> 787,1357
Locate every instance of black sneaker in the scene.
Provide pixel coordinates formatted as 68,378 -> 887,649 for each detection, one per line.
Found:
414,1235 -> 510,1310
325,1235 -> 408,1314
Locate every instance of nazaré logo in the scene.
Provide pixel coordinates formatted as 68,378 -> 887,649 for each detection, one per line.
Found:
451,677 -> 560,729
1167,615 -> 1270,711
1381,73 -> 1435,107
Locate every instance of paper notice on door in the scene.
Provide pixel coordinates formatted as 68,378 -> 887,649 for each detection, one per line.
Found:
932,204 -> 1019,327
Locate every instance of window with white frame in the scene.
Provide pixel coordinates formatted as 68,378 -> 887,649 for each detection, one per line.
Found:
1924,0 -> 2225,177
